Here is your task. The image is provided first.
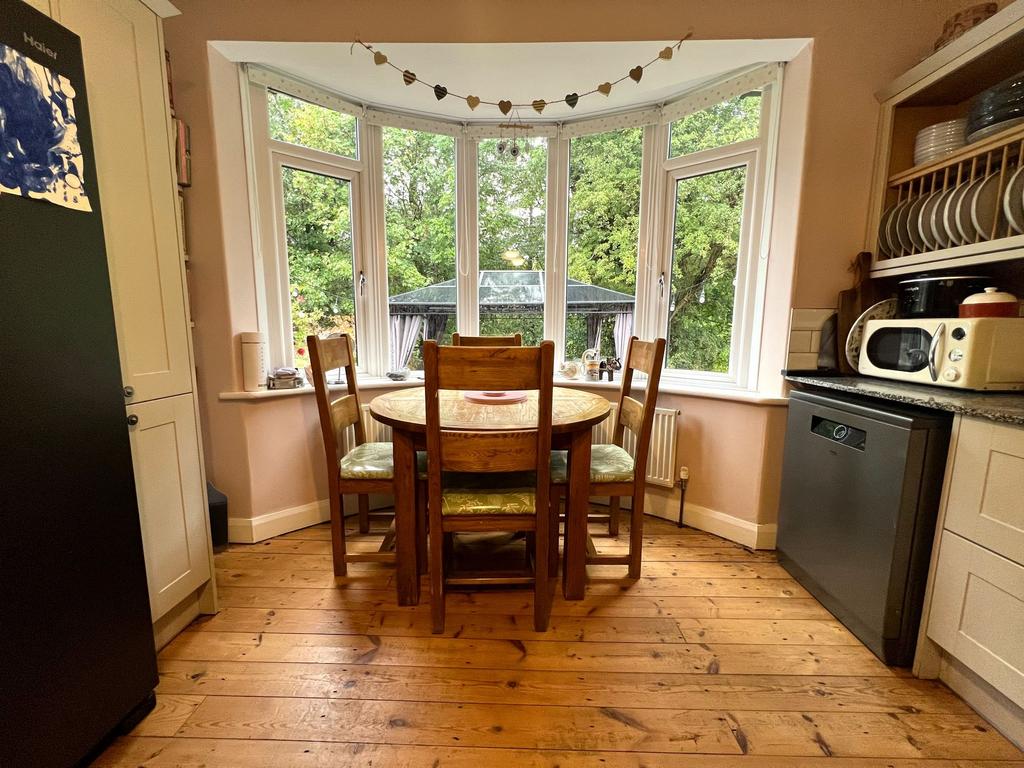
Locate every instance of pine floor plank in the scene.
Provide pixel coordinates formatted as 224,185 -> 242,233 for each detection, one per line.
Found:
165,696 -> 1021,759
94,736 -> 1024,767
156,660 -> 973,713
161,630 -> 896,675
94,515 -> 1022,764
216,586 -> 832,618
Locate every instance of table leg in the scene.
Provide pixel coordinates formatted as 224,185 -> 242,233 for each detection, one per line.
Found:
562,428 -> 592,600
392,428 -> 420,606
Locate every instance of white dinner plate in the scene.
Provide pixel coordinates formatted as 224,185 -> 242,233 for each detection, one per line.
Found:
906,195 -> 930,251
877,202 -> 898,256
956,176 -> 986,243
1004,165 -> 1024,234
943,181 -> 973,246
887,199 -> 912,255
970,173 -> 1002,241
895,198 -> 917,253
917,189 -> 945,250
930,188 -> 957,249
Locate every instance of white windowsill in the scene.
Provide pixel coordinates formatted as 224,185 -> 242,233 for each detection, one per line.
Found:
219,374 -> 787,405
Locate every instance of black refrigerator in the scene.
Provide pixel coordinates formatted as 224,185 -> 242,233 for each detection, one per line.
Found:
0,2 -> 159,765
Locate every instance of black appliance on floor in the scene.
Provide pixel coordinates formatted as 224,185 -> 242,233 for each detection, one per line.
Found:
776,389 -> 951,666
0,3 -> 158,765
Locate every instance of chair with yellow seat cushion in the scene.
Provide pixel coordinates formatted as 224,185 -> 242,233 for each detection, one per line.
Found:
424,339 -> 555,633
551,336 -> 666,578
308,333 -> 405,577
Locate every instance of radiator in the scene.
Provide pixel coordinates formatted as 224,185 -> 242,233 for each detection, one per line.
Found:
593,404 -> 679,488
349,403 -> 679,488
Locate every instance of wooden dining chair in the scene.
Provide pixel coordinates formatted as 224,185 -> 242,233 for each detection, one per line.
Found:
451,332 -> 522,346
551,336 -> 666,578
308,333 -> 398,577
423,339 -> 555,632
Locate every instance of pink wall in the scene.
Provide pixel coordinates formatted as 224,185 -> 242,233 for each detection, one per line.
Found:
161,0 -> 966,534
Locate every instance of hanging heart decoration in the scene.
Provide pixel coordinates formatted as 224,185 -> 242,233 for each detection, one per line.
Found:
353,34 -> 694,112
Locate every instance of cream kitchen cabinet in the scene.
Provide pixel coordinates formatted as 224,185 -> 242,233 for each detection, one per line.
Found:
49,0 -> 216,634
55,0 -> 193,403
126,395 -> 210,620
921,416 -> 1024,746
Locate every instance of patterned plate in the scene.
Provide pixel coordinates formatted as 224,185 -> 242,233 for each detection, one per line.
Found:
845,298 -> 898,371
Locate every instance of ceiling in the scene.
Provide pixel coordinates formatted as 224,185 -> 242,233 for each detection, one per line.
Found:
214,39 -> 810,123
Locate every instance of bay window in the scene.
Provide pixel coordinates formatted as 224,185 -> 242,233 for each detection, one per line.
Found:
246,63 -> 781,391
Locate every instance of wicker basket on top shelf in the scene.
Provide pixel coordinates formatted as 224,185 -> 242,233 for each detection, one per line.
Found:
876,123 -> 1024,265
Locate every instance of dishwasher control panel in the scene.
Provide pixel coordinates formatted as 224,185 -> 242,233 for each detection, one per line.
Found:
811,415 -> 866,450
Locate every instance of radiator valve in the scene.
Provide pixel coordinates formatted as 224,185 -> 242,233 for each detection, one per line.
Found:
677,466 -> 689,528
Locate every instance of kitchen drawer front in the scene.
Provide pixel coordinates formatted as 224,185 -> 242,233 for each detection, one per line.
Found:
928,531 -> 1024,708
944,418 -> 1024,565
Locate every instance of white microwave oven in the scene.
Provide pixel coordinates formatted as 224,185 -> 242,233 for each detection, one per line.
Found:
858,317 -> 1024,391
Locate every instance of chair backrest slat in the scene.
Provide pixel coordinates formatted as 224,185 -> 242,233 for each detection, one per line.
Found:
308,334 -> 366,473
435,346 -> 545,391
612,337 -> 666,486
439,430 -> 538,472
452,332 -> 523,347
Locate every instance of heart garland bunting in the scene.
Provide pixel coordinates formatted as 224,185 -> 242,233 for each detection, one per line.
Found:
354,32 -> 693,116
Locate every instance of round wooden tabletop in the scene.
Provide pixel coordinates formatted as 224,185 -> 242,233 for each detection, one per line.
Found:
369,387 -> 610,434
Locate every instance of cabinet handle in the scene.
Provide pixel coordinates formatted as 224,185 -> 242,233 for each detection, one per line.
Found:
127,414 -> 139,426
123,385 -> 135,398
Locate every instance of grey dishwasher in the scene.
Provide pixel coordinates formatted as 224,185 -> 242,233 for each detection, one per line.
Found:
776,389 -> 951,666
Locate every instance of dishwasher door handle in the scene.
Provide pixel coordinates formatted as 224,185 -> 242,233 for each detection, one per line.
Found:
927,322 -> 945,382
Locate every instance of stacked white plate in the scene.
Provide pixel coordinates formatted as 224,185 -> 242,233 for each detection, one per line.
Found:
913,118 -> 967,166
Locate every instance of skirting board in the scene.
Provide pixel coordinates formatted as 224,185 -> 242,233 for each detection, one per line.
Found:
644,492 -> 777,550
941,653 -> 1024,749
228,499 -> 330,543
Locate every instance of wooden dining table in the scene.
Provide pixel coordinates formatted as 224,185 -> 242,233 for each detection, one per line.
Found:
369,386 -> 610,606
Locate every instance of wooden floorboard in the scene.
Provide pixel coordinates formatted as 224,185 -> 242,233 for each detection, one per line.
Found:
94,514 -> 1024,766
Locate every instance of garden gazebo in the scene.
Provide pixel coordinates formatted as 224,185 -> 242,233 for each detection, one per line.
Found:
388,270 -> 635,369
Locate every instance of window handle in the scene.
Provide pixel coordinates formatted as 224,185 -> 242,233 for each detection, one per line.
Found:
658,272 -> 666,298
358,271 -> 367,296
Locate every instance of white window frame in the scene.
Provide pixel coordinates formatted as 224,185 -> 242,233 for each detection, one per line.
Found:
242,65 -> 783,388
647,84 -> 777,389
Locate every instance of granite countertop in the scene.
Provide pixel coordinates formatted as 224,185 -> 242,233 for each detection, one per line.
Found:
785,375 -> 1024,426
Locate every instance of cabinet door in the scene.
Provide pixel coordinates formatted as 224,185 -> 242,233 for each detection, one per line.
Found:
56,0 -> 192,402
127,394 -> 210,620
944,418 -> 1024,565
928,531 -> 1024,708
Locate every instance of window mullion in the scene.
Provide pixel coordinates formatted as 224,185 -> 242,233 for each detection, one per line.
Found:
455,137 -> 479,335
545,137 -> 569,363
358,122 -> 389,376
635,122 -> 670,341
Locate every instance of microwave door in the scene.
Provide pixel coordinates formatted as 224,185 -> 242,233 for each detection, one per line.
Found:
864,327 -> 933,374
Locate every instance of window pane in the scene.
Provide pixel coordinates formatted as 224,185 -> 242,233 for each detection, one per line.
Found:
282,167 -> 356,368
477,136 -> 547,344
566,127 -> 641,364
669,91 -> 761,157
268,90 -> 358,158
666,166 -> 747,373
383,127 -> 457,371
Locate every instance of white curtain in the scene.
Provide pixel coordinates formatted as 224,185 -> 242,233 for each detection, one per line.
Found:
613,312 -> 633,360
390,314 -> 423,370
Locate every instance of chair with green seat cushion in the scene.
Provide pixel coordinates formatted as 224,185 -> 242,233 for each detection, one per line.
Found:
551,336 -> 666,578
423,339 -> 555,633
308,333 -> 403,577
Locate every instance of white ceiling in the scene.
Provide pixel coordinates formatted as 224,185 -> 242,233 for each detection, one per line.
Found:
214,39 -> 810,123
